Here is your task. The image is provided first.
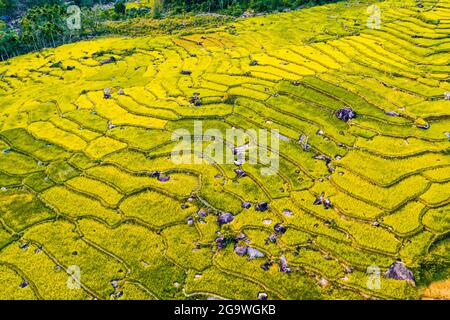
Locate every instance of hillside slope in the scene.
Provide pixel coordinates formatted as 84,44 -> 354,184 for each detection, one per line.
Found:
0,0 -> 448,300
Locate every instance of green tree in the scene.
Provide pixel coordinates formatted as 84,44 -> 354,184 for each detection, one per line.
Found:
0,0 -> 16,15
152,0 -> 162,18
114,0 -> 126,15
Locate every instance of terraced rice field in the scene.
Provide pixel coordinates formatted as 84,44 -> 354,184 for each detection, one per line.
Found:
0,0 -> 449,300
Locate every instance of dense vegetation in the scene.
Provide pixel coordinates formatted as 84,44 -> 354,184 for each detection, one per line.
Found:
0,0 -> 341,60
162,0 -> 340,15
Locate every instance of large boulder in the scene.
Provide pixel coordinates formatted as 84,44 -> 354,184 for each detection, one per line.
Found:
255,202 -> 269,212
279,255 -> 291,273
335,107 -> 356,122
247,247 -> 265,260
234,245 -> 248,256
384,261 -> 415,285
217,212 -> 234,226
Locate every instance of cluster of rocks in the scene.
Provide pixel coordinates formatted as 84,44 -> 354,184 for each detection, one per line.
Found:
335,107 -> 356,122
274,223 -> 287,235
268,223 -> 287,244
298,134 -> 310,151
241,10 -> 255,18
216,231 -> 265,261
215,236 -> 229,250
100,56 -> 117,65
189,93 -> 202,106
313,192 -> 332,209
148,170 -> 170,183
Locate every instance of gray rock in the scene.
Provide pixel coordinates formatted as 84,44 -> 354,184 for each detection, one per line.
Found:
247,247 -> 264,260
235,168 -> 247,178
255,202 -> 269,212
181,70 -> 192,75
444,91 -> 450,100
384,261 -> 415,285
242,202 -> 252,209
261,262 -> 272,271
314,155 -> 332,164
234,245 -> 248,256
100,56 -> 116,65
103,87 -> 111,99
257,292 -> 268,300
217,212 -> 234,226
323,198 -> 332,209
313,192 -> 325,205
157,175 -> 170,182
150,171 -> 161,178
417,123 -> 430,130
282,209 -> 293,217
187,216 -> 194,225
335,107 -> 356,122
189,93 -> 202,106
197,209 -> 208,217
235,232 -> 247,241
274,224 -> 287,235
215,236 -> 227,250
385,111 -> 399,117
279,255 -> 291,273
268,233 -> 277,243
